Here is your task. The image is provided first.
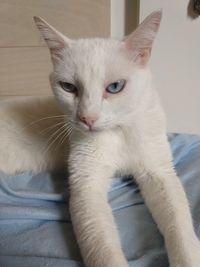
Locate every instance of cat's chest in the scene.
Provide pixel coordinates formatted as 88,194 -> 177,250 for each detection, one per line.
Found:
93,132 -> 139,174
70,130 -> 140,175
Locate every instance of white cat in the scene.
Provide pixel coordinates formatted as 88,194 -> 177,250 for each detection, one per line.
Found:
0,11 -> 200,267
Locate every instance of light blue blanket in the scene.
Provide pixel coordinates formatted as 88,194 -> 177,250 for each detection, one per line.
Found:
0,133 -> 200,267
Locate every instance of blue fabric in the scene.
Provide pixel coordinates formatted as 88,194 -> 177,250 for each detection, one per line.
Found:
0,133 -> 200,267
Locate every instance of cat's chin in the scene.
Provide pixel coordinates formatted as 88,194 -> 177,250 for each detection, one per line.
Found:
84,126 -> 104,133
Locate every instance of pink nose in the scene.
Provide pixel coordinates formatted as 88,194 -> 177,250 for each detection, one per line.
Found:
78,115 -> 98,127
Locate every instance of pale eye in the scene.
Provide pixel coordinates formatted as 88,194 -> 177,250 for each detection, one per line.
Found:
106,80 -> 126,94
59,81 -> 78,94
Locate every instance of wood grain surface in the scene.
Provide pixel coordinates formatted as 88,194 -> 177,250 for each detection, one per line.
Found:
0,0 -> 110,98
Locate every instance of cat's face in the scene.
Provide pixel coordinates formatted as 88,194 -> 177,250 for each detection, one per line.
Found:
50,38 -> 143,132
34,11 -> 161,132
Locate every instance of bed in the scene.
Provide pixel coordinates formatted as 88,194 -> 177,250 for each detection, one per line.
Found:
0,133 -> 200,267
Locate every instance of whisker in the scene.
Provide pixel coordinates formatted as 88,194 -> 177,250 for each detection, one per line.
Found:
22,114 -> 67,130
42,123 -> 70,155
47,122 -> 75,157
39,121 -> 65,135
48,127 -> 70,157
45,123 -> 68,146
58,125 -> 73,148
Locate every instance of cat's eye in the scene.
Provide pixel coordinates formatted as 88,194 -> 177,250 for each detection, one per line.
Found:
59,81 -> 78,94
106,80 -> 126,94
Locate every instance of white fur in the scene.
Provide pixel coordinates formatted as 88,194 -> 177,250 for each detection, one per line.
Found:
0,11 -> 200,267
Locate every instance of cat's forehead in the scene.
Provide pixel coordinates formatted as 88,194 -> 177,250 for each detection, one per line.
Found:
60,38 -> 132,83
69,38 -> 120,61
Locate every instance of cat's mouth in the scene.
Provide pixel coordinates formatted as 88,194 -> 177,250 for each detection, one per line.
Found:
77,121 -> 105,133
84,125 -> 103,133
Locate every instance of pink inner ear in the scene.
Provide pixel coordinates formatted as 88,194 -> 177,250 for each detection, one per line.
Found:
49,40 -> 65,59
136,48 -> 151,66
50,48 -> 63,59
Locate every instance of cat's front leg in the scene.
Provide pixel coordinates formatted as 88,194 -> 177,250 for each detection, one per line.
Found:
68,159 -> 129,267
135,138 -> 200,267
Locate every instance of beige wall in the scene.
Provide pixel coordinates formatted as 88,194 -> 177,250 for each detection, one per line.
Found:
0,0 -> 110,99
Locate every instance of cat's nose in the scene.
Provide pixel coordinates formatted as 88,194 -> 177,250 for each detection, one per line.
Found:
78,115 -> 98,127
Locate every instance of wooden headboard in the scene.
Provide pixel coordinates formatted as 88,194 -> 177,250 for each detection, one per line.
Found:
0,0 -> 110,100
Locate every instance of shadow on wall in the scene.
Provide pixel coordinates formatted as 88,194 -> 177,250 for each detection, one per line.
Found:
124,0 -> 140,35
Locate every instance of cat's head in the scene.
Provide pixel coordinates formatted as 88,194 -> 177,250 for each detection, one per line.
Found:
34,11 -> 162,133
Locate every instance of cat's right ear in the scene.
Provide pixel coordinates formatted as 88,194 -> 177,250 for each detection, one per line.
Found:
122,10 -> 162,66
33,17 -> 71,61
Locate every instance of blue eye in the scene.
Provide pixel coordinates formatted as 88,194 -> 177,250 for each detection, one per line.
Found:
106,80 -> 126,94
59,81 -> 78,94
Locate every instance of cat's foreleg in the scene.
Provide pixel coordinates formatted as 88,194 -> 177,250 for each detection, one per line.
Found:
68,164 -> 129,267
135,139 -> 200,267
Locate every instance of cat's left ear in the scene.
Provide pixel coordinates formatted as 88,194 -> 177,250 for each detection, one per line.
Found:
123,10 -> 162,66
34,16 -> 71,61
